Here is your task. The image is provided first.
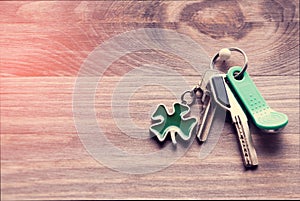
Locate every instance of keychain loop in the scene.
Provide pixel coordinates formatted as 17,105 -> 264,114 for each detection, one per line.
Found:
181,90 -> 196,106
210,47 -> 248,80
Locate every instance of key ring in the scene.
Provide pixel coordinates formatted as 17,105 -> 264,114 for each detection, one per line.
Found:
181,47 -> 248,106
210,47 -> 248,80
181,89 -> 196,106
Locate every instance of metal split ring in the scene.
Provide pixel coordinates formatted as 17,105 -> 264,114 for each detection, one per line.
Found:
181,90 -> 196,106
210,47 -> 248,80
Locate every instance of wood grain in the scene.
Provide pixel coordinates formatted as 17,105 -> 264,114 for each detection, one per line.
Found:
1,0 -> 299,200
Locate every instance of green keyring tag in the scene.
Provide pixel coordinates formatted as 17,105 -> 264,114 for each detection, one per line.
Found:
226,66 -> 288,132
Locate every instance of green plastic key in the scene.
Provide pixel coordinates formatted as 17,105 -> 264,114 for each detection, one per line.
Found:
226,66 -> 288,132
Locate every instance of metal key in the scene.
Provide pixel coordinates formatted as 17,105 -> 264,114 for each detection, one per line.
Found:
197,70 -> 219,142
210,74 -> 258,168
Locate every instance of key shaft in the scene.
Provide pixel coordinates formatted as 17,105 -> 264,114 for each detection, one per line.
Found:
233,115 -> 258,167
197,99 -> 216,142
197,70 -> 219,142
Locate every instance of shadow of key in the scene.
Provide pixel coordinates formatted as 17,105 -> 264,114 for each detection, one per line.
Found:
249,121 -> 283,155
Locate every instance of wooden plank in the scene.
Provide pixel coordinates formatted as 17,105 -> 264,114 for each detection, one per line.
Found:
0,1 -> 299,23
1,76 -> 299,135
1,133 -> 299,200
0,1 -> 299,76
1,21 -> 298,76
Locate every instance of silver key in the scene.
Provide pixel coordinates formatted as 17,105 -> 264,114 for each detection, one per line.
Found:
197,70 -> 219,142
210,74 -> 258,168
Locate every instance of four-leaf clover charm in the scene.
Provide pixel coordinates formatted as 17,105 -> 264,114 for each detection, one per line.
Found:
150,102 -> 197,145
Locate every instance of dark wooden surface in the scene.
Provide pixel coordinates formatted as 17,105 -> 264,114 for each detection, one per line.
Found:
1,1 -> 299,200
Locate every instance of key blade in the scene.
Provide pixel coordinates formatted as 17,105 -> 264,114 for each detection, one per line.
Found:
197,100 -> 217,142
198,106 -> 226,159
234,115 -> 258,167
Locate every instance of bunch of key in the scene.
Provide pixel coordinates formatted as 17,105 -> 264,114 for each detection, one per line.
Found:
196,48 -> 288,168
150,47 -> 288,169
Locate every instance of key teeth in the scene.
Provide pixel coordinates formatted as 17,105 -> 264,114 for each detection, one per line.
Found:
234,115 -> 259,169
244,153 -> 259,168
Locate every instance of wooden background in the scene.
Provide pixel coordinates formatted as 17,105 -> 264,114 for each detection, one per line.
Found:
1,0 -> 299,200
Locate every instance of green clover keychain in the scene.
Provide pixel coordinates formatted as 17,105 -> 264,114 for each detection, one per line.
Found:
150,103 -> 197,145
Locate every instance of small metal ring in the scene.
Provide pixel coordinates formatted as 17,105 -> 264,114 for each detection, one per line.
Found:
210,47 -> 248,80
181,90 -> 195,106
